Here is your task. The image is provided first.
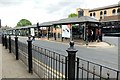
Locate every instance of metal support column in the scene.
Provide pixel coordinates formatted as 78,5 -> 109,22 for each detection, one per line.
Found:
9,35 -> 11,53
27,37 -> 33,73
5,34 -> 7,49
66,41 -> 78,80
15,35 -> 19,60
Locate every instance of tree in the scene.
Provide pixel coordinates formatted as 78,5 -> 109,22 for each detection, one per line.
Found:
68,13 -> 78,28
68,13 -> 78,18
16,19 -> 32,27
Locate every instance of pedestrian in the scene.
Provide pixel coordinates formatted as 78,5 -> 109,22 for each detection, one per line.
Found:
98,28 -> 102,42
32,36 -> 35,41
86,28 -> 89,45
96,28 -> 99,42
91,29 -> 93,42
88,29 -> 91,42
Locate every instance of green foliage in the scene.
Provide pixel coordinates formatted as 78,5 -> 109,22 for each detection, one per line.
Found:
68,13 -> 78,18
16,19 -> 32,27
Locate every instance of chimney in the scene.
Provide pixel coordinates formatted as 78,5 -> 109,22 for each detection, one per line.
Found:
78,8 -> 84,18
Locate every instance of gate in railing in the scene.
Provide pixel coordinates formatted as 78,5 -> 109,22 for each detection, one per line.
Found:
2,35 -> 120,80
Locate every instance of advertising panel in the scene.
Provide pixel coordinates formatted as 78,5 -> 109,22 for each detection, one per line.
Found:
62,24 -> 71,38
30,28 -> 35,36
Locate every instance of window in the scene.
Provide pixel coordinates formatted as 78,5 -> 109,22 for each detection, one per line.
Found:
104,10 -> 107,15
93,12 -> 96,16
100,16 -> 102,20
117,9 -> 120,13
112,9 -> 116,15
90,13 -> 92,16
100,11 -> 103,16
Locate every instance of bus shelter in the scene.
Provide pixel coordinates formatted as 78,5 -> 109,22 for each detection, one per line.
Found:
37,16 -> 101,42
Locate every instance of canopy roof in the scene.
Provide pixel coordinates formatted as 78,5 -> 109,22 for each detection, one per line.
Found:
39,21 -> 57,27
39,16 -> 99,27
54,16 -> 99,25
7,24 -> 37,30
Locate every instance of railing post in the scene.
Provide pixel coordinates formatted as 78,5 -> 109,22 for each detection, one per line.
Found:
9,35 -> 11,53
66,41 -> 78,80
27,37 -> 33,73
5,34 -> 7,49
2,34 -> 4,46
15,35 -> 19,60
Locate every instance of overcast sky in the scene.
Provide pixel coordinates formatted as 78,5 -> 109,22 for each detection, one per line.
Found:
0,0 -> 119,27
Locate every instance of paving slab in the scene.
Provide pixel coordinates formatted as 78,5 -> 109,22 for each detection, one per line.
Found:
0,44 -> 38,79
0,44 -> 2,79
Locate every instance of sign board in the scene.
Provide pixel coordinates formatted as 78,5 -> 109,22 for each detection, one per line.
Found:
62,24 -> 70,38
30,28 -> 35,36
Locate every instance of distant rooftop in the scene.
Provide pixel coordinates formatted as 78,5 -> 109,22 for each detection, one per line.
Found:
89,4 -> 120,12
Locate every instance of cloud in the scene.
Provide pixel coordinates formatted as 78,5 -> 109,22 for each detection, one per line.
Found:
46,1 -> 83,13
0,0 -> 28,7
0,0 -> 119,27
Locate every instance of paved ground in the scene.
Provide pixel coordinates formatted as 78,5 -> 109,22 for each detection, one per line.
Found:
0,44 -> 2,80
35,37 -> 113,48
0,44 -> 38,78
12,36 -> 113,48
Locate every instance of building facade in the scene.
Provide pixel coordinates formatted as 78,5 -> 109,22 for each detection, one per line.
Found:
76,3 -> 120,21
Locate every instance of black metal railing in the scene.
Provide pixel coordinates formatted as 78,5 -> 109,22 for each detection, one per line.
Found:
11,39 -> 15,55
75,57 -> 119,80
32,45 -> 67,79
18,41 -> 28,65
7,36 -> 9,49
1,35 -> 120,80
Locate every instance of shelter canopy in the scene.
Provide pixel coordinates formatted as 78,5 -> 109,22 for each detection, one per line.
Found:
39,16 -> 99,27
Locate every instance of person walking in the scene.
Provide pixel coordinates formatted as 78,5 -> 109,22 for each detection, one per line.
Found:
96,27 -> 102,42
98,28 -> 102,41
91,29 -> 94,42
96,28 -> 99,42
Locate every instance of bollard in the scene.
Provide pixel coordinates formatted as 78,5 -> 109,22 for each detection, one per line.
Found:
15,35 -> 19,60
66,41 -> 78,80
9,35 -> 11,53
5,34 -> 7,49
27,38 -> 33,73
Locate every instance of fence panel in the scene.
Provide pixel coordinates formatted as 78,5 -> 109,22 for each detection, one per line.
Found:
32,45 -> 67,79
11,39 -> 15,55
75,57 -> 120,80
7,36 -> 9,49
18,41 -> 28,66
